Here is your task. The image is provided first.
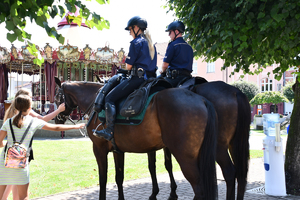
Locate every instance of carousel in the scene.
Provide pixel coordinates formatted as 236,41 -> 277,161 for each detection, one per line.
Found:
0,11 -> 127,120
0,43 -> 126,120
0,5 -> 128,120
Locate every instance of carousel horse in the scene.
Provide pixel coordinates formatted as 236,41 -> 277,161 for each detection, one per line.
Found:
148,81 -> 251,200
54,79 -> 218,200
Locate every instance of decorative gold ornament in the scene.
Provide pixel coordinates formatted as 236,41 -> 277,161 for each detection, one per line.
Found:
95,46 -> 114,64
0,46 -> 11,64
57,44 -> 80,62
83,44 -> 92,60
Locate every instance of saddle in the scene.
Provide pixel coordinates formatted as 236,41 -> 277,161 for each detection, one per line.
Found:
177,76 -> 208,90
98,78 -> 172,125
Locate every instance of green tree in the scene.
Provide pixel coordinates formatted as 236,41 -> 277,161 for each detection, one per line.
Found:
165,0 -> 300,194
231,81 -> 259,101
250,91 -> 289,112
0,0 -> 110,65
283,80 -> 295,103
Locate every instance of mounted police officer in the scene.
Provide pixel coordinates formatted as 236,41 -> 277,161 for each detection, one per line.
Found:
93,16 -> 157,141
161,21 -> 194,87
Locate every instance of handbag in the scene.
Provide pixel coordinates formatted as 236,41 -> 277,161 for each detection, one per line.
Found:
4,118 -> 33,168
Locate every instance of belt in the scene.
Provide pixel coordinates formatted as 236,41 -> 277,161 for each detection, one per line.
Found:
130,67 -> 144,78
166,69 -> 191,78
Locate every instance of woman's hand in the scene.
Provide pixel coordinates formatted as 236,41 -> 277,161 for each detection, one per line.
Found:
58,103 -> 66,112
0,140 -> 7,148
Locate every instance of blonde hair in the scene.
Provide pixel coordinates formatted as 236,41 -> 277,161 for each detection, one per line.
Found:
13,95 -> 32,128
3,88 -> 32,122
143,30 -> 155,60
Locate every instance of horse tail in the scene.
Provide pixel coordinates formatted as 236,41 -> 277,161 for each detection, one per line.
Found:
200,98 -> 218,200
231,91 -> 251,196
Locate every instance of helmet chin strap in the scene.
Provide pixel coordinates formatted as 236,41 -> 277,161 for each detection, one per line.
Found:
133,27 -> 141,38
172,30 -> 180,41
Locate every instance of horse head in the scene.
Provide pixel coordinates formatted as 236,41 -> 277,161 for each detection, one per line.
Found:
54,77 -> 77,124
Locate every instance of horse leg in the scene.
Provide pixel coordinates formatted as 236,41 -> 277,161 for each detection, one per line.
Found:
216,146 -> 236,200
175,159 -> 203,200
147,151 -> 159,200
113,152 -> 125,200
93,144 -> 109,200
163,147 -> 178,200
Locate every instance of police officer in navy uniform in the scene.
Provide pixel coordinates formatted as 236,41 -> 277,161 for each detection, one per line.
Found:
93,16 -> 157,141
161,21 -> 193,87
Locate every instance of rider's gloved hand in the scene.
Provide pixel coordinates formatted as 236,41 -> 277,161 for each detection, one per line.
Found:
157,71 -> 166,79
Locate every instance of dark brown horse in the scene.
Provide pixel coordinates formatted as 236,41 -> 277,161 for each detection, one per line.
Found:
54,79 -> 218,200
149,81 -> 251,200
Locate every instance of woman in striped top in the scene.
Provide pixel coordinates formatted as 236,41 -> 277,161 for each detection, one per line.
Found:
0,95 -> 85,200
2,88 -> 65,200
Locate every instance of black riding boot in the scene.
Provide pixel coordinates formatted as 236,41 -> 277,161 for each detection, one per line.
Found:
93,103 -> 116,141
94,75 -> 120,113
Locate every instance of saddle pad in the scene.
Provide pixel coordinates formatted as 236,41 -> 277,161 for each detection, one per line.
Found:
98,92 -> 157,125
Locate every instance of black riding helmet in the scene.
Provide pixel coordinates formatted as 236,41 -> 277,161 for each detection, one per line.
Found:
165,21 -> 185,33
125,16 -> 147,31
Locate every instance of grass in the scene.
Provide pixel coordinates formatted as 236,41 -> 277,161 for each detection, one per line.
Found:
4,139 -> 263,199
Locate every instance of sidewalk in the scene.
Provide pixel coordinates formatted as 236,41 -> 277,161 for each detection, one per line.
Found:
33,157 -> 298,200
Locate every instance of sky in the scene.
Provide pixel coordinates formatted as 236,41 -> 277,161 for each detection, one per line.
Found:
0,0 -> 176,53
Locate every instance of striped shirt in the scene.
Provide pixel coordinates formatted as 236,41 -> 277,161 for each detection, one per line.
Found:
0,115 -> 46,185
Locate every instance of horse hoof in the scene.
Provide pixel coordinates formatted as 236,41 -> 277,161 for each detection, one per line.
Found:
148,196 -> 157,200
168,196 -> 178,200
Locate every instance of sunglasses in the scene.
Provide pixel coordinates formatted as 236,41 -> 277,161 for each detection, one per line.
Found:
169,31 -> 172,36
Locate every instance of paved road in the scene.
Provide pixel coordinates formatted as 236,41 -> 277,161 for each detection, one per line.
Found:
32,135 -> 297,200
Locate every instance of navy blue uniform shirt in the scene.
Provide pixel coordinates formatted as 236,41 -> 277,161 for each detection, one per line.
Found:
125,34 -> 157,73
163,37 -> 193,72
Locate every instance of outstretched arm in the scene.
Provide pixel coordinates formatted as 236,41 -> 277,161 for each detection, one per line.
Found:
42,123 -> 85,132
30,103 -> 65,122
0,130 -> 7,148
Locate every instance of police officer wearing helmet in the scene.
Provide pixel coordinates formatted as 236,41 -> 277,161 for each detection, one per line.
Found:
93,16 -> 157,141
161,21 -> 193,87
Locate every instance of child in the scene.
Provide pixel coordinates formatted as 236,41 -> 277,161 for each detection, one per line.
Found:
4,88 -> 65,123
0,95 -> 85,200
2,88 -> 66,200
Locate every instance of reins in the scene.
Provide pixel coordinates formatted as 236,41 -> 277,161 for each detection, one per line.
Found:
56,84 -> 103,137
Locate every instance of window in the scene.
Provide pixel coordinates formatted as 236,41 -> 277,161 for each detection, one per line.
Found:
277,83 -> 282,91
261,78 -> 273,92
192,62 -> 198,75
207,62 -> 215,73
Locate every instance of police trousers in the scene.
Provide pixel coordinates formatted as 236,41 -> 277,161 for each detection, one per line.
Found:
105,76 -> 145,104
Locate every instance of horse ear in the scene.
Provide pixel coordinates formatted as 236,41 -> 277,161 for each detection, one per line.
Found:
55,77 -> 61,88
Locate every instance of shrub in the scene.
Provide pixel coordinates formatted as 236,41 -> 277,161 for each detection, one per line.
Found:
231,81 -> 259,102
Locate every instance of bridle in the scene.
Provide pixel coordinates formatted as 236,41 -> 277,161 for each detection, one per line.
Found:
55,84 -> 95,137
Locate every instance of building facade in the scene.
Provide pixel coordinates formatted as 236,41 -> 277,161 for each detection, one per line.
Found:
155,42 -> 296,120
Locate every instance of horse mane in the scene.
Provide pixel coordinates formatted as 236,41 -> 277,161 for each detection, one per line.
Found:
62,81 -> 104,87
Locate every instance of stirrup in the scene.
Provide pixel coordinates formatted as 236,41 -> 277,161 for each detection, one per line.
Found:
92,129 -> 113,141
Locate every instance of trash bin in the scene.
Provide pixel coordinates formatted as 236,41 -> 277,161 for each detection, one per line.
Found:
263,122 -> 286,196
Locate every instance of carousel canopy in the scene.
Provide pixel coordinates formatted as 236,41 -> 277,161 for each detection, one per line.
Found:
0,44 -> 126,74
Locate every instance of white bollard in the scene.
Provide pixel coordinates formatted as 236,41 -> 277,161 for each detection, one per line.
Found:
263,122 -> 286,196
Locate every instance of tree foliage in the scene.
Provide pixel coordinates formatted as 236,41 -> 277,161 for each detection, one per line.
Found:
230,81 -> 259,101
165,0 -> 300,194
166,0 -> 300,80
283,80 -> 295,102
0,0 -> 110,65
250,91 -> 289,105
